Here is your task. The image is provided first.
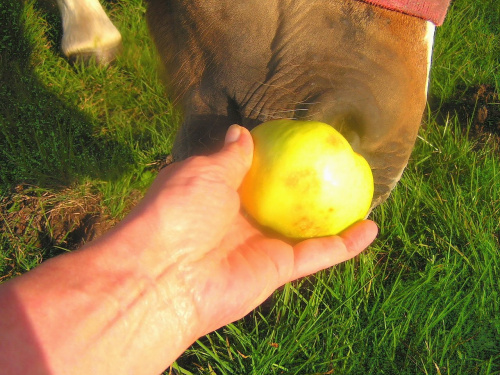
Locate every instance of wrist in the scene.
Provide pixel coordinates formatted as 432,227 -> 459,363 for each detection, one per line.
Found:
79,218 -> 206,367
0,217 -> 203,374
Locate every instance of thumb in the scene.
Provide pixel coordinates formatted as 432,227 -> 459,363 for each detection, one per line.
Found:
208,125 -> 254,190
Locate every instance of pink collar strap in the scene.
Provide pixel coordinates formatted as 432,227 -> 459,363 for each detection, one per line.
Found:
359,0 -> 451,26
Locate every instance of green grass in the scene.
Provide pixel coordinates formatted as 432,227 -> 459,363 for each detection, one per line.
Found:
0,0 -> 178,189
430,0 -> 500,102
1,0 -> 499,373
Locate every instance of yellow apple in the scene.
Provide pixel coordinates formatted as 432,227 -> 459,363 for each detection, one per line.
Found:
239,119 -> 374,239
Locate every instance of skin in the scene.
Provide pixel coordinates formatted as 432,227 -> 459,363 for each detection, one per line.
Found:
0,126 -> 378,375
146,0 -> 432,207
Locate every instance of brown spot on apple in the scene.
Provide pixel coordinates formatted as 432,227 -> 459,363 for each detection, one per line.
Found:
285,169 -> 320,194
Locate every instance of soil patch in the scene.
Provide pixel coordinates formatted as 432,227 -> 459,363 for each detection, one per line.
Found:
438,84 -> 500,143
1,184 -> 120,279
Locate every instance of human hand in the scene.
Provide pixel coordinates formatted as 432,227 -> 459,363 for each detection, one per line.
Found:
0,125 -> 378,375
113,124 -> 378,340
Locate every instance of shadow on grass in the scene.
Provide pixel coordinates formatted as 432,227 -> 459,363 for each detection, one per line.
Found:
0,1 -> 137,269
0,0 -> 134,190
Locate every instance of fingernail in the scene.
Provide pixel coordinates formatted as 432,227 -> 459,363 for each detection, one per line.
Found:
225,125 -> 241,145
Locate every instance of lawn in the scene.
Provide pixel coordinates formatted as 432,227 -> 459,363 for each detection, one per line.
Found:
1,0 -> 499,374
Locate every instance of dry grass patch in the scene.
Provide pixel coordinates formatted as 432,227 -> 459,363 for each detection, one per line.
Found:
0,183 -> 143,280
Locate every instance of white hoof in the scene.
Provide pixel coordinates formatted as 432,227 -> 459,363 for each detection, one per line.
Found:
57,0 -> 122,65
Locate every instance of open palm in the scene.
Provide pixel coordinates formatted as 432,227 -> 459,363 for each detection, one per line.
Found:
125,125 -> 377,337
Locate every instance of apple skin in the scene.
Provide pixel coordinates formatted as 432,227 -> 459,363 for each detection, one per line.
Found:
239,119 -> 374,239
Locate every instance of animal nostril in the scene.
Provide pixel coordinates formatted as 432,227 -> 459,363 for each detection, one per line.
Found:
325,112 -> 365,153
302,91 -> 373,154
341,129 -> 361,152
